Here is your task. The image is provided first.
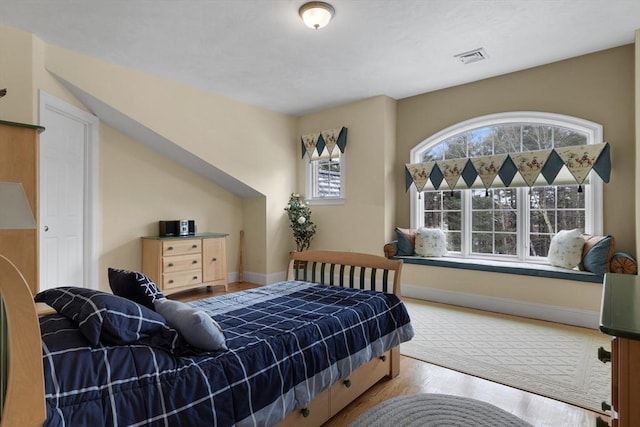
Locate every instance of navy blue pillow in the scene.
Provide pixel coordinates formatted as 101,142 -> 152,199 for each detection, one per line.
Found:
35,287 -> 183,352
580,235 -> 614,275
108,268 -> 165,310
395,227 -> 416,256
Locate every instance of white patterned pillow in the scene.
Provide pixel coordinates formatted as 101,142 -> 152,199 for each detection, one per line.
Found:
548,229 -> 585,269
415,228 -> 447,257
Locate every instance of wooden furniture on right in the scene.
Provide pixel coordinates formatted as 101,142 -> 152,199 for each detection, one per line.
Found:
0,120 -> 44,295
142,233 -> 228,295
598,273 -> 640,427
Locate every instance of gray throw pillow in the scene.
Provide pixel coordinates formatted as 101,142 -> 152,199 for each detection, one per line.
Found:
154,298 -> 227,351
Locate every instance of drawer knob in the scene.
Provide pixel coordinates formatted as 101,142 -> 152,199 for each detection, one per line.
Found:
193,276 -> 198,280
301,408 -> 310,418
192,260 -> 198,264
168,280 -> 174,284
192,244 -> 198,248
167,246 -> 174,251
168,263 -> 174,267
596,416 -> 610,427
343,379 -> 351,388
380,355 -> 387,362
212,258 -> 217,262
601,401 -> 611,412
598,347 -> 611,363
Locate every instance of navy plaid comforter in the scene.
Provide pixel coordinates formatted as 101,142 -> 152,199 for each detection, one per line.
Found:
40,281 -> 414,426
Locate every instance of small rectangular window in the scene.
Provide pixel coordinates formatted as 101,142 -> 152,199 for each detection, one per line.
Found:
306,150 -> 345,204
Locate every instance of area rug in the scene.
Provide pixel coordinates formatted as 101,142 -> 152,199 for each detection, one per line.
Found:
350,393 -> 532,427
401,298 -> 611,413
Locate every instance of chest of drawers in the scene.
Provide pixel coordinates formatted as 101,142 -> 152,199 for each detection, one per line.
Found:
142,233 -> 228,295
598,273 -> 640,427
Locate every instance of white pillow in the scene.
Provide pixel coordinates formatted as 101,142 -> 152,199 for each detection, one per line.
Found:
548,229 -> 585,269
154,298 -> 227,351
415,228 -> 447,257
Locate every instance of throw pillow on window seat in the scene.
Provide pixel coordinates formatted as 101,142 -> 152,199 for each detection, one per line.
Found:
548,229 -> 585,269
578,235 -> 615,275
415,228 -> 447,257
394,227 -> 417,256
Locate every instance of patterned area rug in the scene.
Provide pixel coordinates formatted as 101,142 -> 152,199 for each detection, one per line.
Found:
401,298 -> 611,413
350,393 -> 533,427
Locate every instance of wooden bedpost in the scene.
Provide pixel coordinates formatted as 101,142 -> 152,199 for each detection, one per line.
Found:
0,254 -> 45,426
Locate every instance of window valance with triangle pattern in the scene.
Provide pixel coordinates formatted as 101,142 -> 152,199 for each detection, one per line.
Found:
301,127 -> 347,160
405,142 -> 610,194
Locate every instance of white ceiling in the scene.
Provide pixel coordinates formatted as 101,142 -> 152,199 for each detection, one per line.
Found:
0,0 -> 639,116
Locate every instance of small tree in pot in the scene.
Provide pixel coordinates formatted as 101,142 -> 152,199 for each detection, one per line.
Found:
284,193 -> 316,252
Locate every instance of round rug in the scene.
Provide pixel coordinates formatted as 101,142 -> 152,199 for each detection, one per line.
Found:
349,393 -> 533,427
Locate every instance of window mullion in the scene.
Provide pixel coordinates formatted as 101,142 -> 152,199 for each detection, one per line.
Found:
462,190 -> 472,256
519,187 -> 530,262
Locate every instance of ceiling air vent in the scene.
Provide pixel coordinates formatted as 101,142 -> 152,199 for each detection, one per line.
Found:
454,48 -> 489,64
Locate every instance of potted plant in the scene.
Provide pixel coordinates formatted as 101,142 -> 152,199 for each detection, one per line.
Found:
284,193 -> 316,252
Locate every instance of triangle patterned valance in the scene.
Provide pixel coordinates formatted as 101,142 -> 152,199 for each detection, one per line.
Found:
406,142 -> 610,194
301,127 -> 348,160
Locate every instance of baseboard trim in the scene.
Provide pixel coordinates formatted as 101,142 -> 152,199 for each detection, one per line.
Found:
401,283 -> 600,329
237,271 -> 286,286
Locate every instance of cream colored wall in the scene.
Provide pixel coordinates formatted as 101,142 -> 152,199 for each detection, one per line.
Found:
636,30 -> 640,258
297,96 -> 396,254
403,265 -> 603,312
0,26 -> 35,123
395,45 -> 635,313
43,43 -> 298,277
397,45 -> 635,253
0,24 -> 299,284
99,124 -> 243,290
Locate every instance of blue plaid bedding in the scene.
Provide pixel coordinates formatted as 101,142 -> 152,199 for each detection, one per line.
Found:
40,281 -> 414,426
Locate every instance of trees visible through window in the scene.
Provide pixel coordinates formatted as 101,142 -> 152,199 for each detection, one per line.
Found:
411,112 -> 602,262
306,150 -> 345,204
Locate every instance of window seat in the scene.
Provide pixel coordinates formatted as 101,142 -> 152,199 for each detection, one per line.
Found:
391,255 -> 603,283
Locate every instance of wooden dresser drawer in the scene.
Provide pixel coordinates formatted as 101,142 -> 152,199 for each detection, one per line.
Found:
142,234 -> 228,295
162,239 -> 201,256
163,269 -> 201,289
163,253 -> 201,273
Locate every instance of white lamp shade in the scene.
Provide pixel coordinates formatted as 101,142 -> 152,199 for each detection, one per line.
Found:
0,182 -> 36,229
299,2 -> 334,29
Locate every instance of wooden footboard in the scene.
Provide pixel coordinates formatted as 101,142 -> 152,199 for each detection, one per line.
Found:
0,254 -> 45,426
280,250 -> 404,426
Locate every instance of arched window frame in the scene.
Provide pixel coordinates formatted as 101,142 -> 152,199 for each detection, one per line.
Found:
409,111 -> 603,263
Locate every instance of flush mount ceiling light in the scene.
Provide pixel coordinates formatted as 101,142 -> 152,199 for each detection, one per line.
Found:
299,1 -> 335,30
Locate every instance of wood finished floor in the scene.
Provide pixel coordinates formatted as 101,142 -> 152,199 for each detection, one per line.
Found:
174,283 -> 609,427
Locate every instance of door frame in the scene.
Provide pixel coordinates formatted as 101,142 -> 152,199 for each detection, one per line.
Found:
38,90 -> 99,290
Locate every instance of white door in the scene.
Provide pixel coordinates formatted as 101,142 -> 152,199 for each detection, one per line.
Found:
38,91 -> 98,290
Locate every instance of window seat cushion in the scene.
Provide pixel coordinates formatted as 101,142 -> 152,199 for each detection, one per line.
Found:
384,230 -> 634,281
392,255 -> 603,283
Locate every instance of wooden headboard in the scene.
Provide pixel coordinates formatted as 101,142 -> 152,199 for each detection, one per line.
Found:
287,250 -> 403,296
0,254 -> 45,426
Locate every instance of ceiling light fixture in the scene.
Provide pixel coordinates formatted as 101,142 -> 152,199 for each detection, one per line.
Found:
299,1 -> 335,30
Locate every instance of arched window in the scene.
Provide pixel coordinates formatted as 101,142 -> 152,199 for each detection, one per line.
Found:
409,112 -> 603,263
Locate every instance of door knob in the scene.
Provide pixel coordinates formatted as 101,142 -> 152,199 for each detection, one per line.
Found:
44,225 -> 49,232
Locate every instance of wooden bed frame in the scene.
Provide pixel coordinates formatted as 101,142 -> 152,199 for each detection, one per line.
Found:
279,250 -> 404,426
0,250 -> 403,427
